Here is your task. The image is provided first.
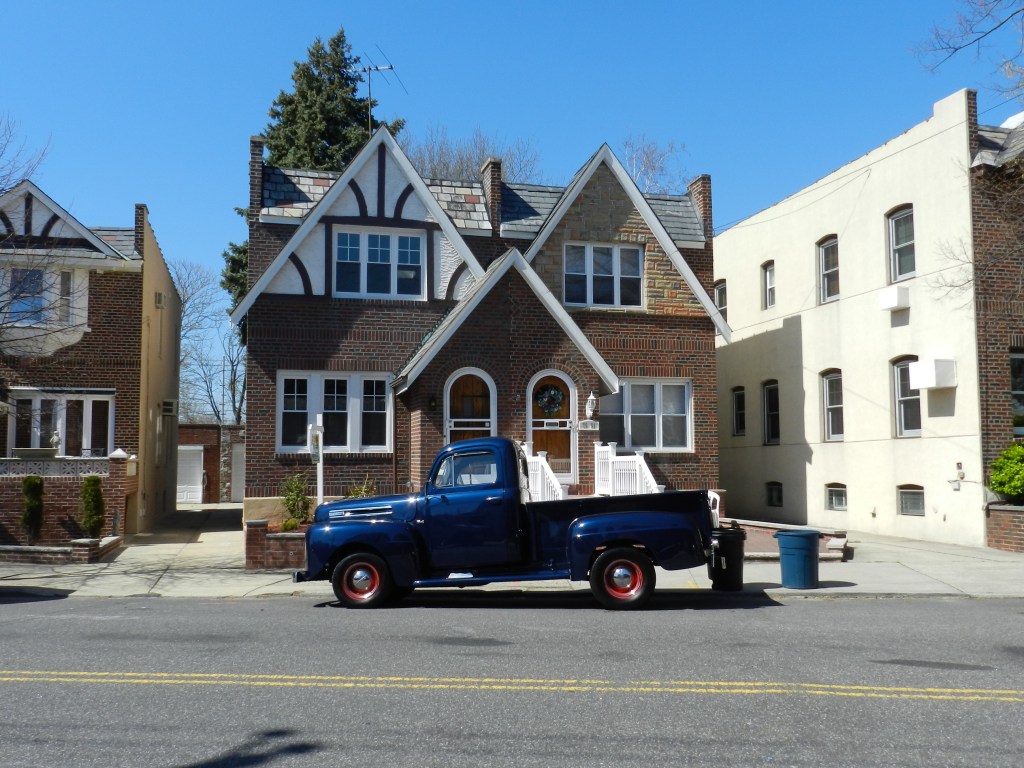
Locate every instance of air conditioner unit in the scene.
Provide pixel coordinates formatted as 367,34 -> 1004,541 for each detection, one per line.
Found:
879,285 -> 910,311
909,359 -> 957,390
154,291 -> 166,309
161,399 -> 178,416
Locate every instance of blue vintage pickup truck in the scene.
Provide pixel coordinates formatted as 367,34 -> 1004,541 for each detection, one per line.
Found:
295,436 -> 739,609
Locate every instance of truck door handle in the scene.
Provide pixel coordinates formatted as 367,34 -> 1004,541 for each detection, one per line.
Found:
485,496 -> 501,505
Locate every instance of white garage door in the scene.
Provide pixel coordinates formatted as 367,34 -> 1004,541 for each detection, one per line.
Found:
177,445 -> 204,504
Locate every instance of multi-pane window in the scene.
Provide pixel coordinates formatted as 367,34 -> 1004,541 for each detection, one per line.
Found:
822,371 -> 844,441
335,230 -> 424,299
10,268 -> 45,324
1012,354 -> 1024,436
826,483 -> 848,511
819,237 -> 839,302
714,281 -> 727,322
761,261 -> 775,309
10,390 -> 114,457
766,481 -> 783,507
762,380 -> 780,445
889,207 -> 915,282
599,379 -> 691,450
898,485 -> 925,516
732,386 -> 746,436
564,243 -> 643,308
893,358 -> 921,437
278,373 -> 390,452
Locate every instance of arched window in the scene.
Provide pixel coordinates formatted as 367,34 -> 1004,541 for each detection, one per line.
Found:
892,356 -> 921,437
731,386 -> 745,436
761,261 -> 776,309
821,369 -> 843,441
817,235 -> 839,302
766,481 -> 783,507
887,205 -> 915,282
897,484 -> 925,516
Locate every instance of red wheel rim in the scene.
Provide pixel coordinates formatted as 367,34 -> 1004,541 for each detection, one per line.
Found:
342,562 -> 381,601
603,559 -> 643,600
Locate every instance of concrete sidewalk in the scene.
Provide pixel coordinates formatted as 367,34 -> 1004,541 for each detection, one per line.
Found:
2,506 -> 1024,601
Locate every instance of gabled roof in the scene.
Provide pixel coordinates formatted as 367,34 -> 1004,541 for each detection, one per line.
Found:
0,180 -> 135,262
231,128 -> 487,323
393,248 -> 619,395
521,145 -> 730,341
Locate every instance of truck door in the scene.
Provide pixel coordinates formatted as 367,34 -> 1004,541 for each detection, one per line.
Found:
423,447 -> 520,571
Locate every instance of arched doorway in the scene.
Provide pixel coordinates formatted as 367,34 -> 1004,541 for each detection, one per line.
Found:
528,372 -> 575,482
445,369 -> 496,444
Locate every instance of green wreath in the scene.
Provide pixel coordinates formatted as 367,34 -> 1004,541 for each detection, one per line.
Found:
536,384 -> 565,417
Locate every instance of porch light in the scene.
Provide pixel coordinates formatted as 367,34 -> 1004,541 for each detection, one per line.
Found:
585,391 -> 597,419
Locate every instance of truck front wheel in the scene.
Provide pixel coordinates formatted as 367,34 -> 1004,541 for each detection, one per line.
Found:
589,548 -> 656,610
332,553 -> 392,608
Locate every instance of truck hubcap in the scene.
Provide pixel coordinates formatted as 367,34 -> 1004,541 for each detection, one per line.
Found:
605,560 -> 642,598
344,564 -> 379,599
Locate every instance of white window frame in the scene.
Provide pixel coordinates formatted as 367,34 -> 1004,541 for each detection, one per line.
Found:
731,386 -> 745,437
444,368 -> 498,445
893,358 -> 921,438
888,207 -> 915,282
276,371 -> 392,454
599,378 -> 693,452
763,380 -> 780,445
761,261 -> 775,309
898,485 -> 925,517
826,483 -> 847,511
822,371 -> 844,442
1011,353 -> 1024,436
3,267 -> 77,327
8,388 -> 115,457
334,228 -> 426,300
818,237 -> 839,303
766,481 -> 783,507
714,281 -> 727,322
563,242 -> 644,308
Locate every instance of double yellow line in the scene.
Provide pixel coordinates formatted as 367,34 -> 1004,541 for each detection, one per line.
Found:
1,670 -> 1022,702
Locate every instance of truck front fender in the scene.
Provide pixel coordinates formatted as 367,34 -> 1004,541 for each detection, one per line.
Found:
306,520 -> 420,586
567,511 -> 706,580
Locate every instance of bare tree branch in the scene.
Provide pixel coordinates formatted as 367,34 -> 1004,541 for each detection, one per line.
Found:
0,115 -> 47,195
924,0 -> 1024,96
401,125 -> 541,183
619,133 -> 688,194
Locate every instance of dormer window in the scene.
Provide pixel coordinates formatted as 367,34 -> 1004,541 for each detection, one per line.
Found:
563,243 -> 643,308
335,229 -> 425,299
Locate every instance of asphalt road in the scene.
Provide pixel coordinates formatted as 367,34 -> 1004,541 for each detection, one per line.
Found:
1,591 -> 1022,767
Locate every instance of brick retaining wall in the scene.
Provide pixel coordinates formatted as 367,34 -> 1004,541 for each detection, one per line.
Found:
245,520 -> 306,570
986,504 -> 1024,552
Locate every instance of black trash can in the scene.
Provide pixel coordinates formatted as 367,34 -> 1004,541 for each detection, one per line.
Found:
709,527 -> 746,591
773,529 -> 820,589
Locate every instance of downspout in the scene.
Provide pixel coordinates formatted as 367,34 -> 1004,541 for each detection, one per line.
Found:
392,389 -> 398,492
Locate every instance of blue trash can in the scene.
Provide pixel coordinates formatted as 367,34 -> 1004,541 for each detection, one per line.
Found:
773,530 -> 820,589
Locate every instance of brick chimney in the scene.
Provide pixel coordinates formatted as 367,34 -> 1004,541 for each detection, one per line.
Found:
687,174 -> 713,239
249,136 -> 265,224
481,157 -> 503,237
134,203 -> 148,260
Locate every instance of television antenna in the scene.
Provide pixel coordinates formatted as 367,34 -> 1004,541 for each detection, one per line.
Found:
351,46 -> 409,134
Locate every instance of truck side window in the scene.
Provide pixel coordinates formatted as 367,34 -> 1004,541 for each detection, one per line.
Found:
433,450 -> 499,488
434,457 -> 455,488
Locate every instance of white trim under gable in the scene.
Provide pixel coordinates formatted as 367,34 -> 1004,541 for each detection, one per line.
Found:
393,248 -> 619,396
230,128 -> 486,325
0,180 -> 132,262
521,145 -> 731,343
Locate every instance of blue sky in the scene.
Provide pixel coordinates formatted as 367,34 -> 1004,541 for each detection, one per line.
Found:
5,0 -> 1024,281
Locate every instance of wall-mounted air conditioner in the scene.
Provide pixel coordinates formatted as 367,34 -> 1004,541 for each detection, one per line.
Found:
909,359 -> 957,390
879,285 -> 910,311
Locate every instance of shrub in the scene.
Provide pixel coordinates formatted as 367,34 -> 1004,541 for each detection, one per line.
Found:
280,517 -> 300,532
21,475 -> 44,545
80,475 -> 106,538
989,443 -> 1024,500
280,473 -> 311,524
346,475 -> 377,499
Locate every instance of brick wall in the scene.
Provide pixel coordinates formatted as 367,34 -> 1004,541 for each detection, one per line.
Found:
245,519 -> 305,570
0,457 -> 135,545
986,504 -> 1024,552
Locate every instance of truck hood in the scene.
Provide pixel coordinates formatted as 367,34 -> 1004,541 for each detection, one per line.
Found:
313,492 -> 419,523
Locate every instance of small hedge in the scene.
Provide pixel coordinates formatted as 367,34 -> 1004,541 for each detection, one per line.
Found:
80,475 -> 106,538
21,475 -> 44,544
989,444 -> 1024,501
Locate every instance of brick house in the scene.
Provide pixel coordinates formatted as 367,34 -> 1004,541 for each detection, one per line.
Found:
0,181 -> 180,543
713,89 -> 1024,551
231,130 -> 727,522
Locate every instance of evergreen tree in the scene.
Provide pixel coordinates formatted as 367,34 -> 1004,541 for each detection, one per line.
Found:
263,27 -> 404,171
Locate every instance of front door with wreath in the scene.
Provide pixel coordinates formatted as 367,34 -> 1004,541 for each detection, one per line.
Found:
529,375 -> 574,481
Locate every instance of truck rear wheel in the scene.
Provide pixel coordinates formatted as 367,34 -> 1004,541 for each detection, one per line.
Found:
589,548 -> 656,610
332,553 -> 392,608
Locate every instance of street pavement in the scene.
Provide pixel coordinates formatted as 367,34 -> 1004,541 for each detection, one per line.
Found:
2,505 -> 1024,600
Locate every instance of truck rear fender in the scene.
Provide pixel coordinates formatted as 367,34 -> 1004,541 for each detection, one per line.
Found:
566,512 -> 705,580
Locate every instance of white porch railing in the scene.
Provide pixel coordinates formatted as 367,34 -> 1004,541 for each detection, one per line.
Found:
594,442 -> 662,496
525,450 -> 567,502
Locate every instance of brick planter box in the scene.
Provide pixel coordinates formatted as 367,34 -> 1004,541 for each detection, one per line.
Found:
986,503 -> 1024,552
245,520 -> 306,570
0,535 -> 122,564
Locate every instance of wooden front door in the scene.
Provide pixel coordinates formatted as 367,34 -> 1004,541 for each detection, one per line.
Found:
447,373 -> 492,443
530,375 -> 574,480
